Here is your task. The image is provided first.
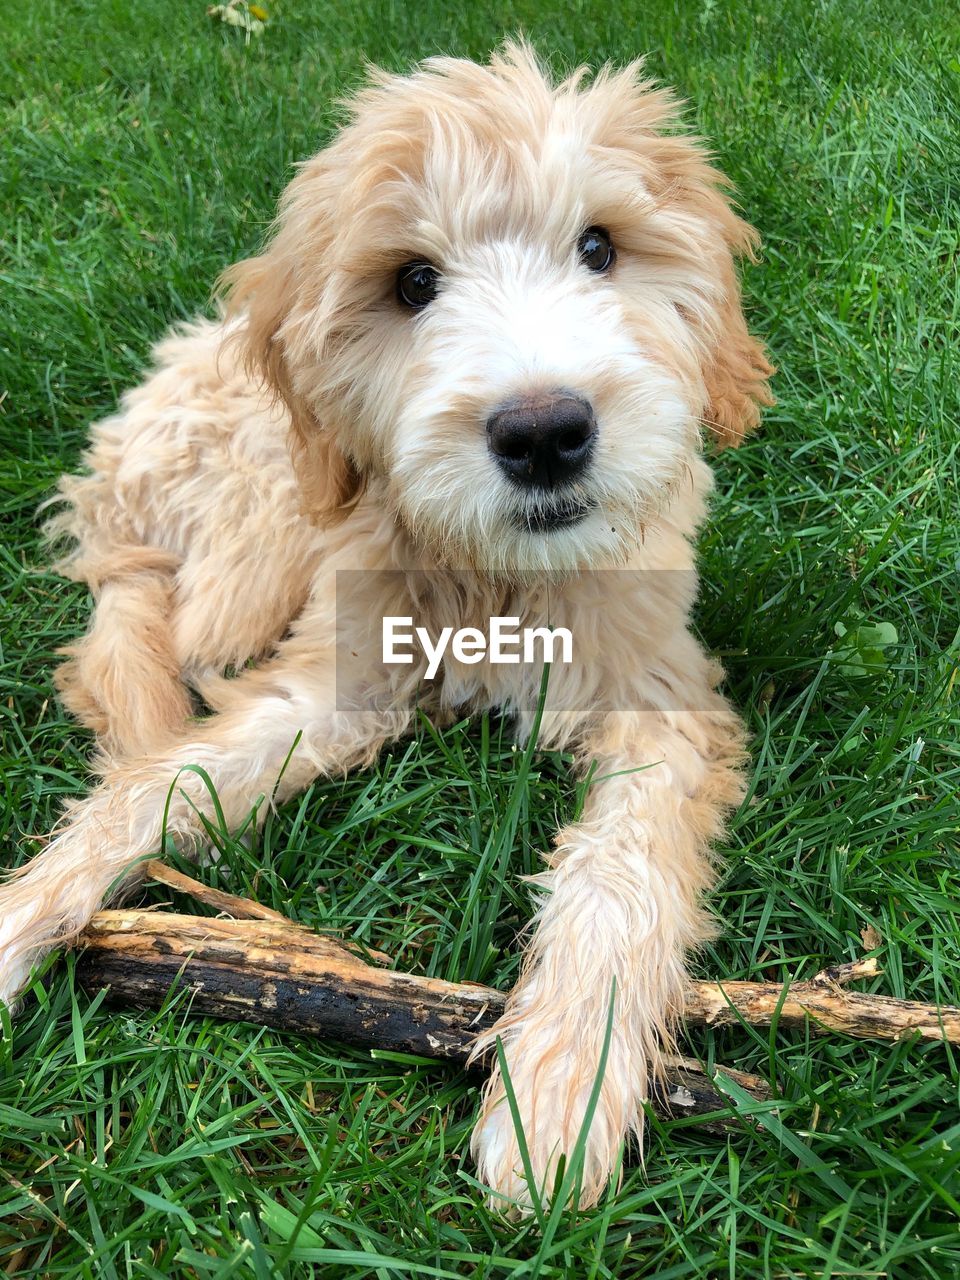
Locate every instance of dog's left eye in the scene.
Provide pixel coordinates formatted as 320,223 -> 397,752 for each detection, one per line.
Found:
397,261 -> 440,308
577,227 -> 615,273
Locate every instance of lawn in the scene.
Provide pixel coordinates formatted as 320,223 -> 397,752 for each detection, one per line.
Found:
2,0 -> 959,1275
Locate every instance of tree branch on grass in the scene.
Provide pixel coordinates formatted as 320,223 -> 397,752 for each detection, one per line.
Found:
75,908 -> 770,1129
71,873 -> 960,1133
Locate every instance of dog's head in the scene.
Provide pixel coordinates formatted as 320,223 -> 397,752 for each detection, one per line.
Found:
224,43 -> 773,572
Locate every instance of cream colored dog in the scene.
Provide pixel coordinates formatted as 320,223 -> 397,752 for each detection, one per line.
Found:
0,44 -> 772,1211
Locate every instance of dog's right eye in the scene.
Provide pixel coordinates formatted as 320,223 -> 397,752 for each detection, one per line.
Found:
578,227 -> 615,273
397,262 -> 440,309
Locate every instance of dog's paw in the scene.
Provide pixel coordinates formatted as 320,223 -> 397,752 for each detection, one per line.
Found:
470,1011 -> 642,1214
0,901 -> 35,1013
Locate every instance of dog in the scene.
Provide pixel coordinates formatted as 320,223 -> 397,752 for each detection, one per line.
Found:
0,43 -> 773,1211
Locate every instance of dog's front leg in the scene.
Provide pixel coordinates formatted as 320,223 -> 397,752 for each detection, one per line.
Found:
0,643 -> 414,1009
471,696 -> 746,1212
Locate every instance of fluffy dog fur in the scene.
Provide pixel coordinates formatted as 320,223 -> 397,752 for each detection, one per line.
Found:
0,44 -> 773,1211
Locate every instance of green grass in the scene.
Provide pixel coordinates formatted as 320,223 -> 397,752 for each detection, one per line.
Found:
2,0 -> 960,1274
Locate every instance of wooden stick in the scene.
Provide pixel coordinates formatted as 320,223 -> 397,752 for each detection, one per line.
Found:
87,893 -> 960,1048
74,910 -> 771,1128
142,859 -> 392,966
73,908 -> 960,1132
149,862 -> 943,1041
685,960 -> 960,1043
143,859 -> 291,923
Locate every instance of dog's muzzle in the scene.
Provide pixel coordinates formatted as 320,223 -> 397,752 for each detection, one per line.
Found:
487,392 -> 596,491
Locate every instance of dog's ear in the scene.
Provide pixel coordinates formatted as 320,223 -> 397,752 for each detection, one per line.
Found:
589,63 -> 774,446
219,181 -> 365,524
668,176 -> 774,448
699,245 -> 775,448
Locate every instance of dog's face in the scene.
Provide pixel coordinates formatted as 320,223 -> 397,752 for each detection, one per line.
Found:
227,44 -> 773,572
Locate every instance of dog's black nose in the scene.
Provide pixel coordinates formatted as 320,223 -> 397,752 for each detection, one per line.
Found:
487,393 -> 596,489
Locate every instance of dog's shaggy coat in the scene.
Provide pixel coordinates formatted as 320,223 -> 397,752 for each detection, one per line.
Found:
0,45 -> 773,1210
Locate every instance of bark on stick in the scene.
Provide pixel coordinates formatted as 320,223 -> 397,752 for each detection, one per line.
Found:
75,910 -> 769,1128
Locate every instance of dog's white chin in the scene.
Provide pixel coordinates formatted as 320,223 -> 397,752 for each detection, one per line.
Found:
500,508 -> 635,573
408,505 -> 640,577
